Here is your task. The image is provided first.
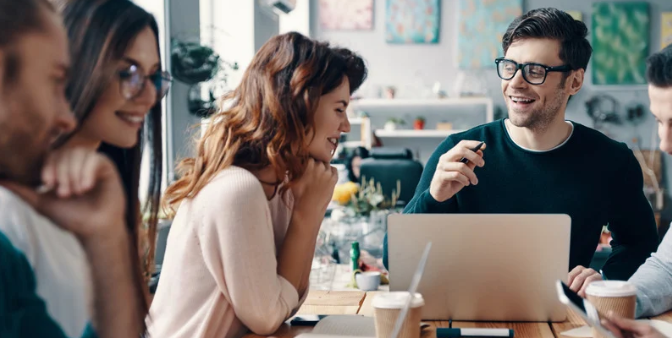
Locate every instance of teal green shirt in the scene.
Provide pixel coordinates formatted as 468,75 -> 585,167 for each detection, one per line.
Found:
0,231 -> 97,338
384,120 -> 659,280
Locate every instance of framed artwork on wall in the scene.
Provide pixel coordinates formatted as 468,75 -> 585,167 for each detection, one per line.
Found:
456,0 -> 522,69
662,12 -> 672,49
591,2 -> 649,85
319,0 -> 373,30
385,0 -> 440,44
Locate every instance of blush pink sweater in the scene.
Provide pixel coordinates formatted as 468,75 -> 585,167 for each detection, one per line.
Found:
147,166 -> 305,338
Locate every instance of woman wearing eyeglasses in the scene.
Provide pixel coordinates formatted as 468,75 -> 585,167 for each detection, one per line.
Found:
0,0 -> 169,335
57,0 -> 171,329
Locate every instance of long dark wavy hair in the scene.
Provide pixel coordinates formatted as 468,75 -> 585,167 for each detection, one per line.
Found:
53,0 -> 163,326
164,32 -> 367,212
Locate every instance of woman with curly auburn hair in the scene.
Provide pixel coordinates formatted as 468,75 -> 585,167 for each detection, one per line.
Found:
148,32 -> 367,338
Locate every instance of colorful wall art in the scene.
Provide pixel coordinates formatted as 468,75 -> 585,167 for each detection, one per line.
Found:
319,0 -> 374,30
457,0 -> 523,69
385,0 -> 440,44
592,2 -> 650,85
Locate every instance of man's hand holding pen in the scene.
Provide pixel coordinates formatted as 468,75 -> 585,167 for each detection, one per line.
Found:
429,141 -> 486,203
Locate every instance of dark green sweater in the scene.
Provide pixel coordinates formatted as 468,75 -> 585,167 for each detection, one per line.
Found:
384,120 -> 659,280
0,231 -> 97,338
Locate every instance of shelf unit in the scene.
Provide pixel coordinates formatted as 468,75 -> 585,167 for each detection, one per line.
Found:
348,97 -> 493,145
374,129 -> 466,138
351,97 -> 494,123
346,97 -> 494,164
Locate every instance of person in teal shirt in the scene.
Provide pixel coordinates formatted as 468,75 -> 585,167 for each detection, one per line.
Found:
384,8 -> 658,292
575,44 -> 672,338
0,232 -> 98,337
0,0 -> 145,336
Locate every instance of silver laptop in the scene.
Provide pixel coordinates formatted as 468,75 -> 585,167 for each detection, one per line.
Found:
388,214 -> 571,322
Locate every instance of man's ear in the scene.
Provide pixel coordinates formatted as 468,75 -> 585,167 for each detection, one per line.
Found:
568,69 -> 585,95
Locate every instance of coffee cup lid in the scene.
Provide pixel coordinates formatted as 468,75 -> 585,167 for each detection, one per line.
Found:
372,292 -> 424,309
585,281 -> 637,297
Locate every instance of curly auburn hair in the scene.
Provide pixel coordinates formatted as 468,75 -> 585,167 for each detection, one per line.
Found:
163,32 -> 367,212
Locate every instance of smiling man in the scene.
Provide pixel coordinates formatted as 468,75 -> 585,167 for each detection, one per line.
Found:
388,8 -> 659,289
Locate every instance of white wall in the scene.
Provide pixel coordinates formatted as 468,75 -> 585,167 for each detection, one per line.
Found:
312,0 -> 457,101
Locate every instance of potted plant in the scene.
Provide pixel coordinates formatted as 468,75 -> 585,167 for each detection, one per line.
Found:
171,40 -> 221,85
414,116 -> 426,130
384,118 -> 405,131
171,38 -> 238,118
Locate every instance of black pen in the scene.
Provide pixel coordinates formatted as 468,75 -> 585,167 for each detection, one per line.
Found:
437,328 -> 514,337
460,141 -> 485,163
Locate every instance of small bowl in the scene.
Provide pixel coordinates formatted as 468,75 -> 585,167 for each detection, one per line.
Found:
356,271 -> 381,291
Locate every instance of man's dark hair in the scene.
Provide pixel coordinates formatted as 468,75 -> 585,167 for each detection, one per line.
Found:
646,43 -> 672,88
0,0 -> 54,83
502,8 -> 592,72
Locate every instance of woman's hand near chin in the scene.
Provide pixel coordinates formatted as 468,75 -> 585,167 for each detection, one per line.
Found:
292,158 -> 338,224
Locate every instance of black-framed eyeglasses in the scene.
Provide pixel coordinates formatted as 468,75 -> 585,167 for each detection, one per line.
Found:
495,58 -> 572,85
118,64 -> 172,101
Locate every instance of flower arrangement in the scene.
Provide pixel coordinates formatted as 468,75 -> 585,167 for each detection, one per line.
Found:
332,177 -> 401,217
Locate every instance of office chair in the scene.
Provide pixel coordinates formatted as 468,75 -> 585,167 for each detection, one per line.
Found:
359,148 -> 423,206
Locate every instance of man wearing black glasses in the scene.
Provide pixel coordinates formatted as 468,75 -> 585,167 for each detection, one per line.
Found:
391,8 -> 658,293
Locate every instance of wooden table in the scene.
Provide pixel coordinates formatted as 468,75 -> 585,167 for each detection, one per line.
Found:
244,290 -> 672,338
